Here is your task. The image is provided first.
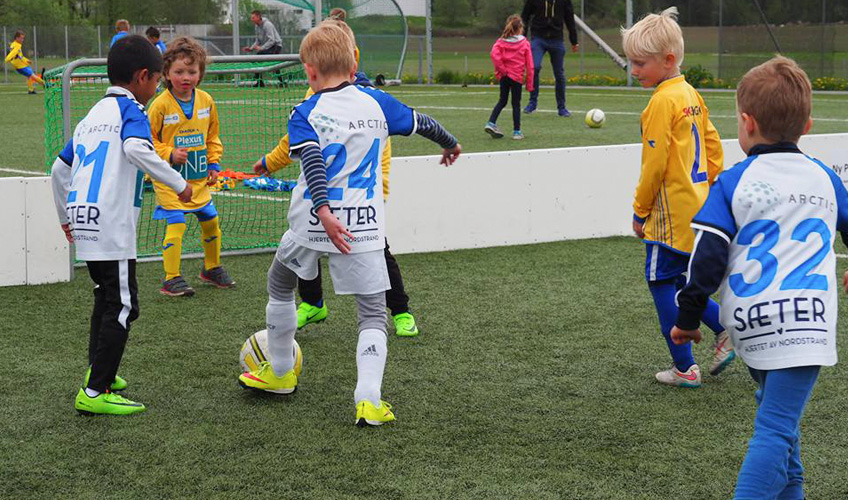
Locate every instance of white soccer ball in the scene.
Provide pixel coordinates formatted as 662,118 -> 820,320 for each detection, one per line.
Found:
239,329 -> 302,374
584,108 -> 606,128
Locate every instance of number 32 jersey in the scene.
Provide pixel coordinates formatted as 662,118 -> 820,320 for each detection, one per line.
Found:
693,149 -> 848,369
286,83 -> 416,254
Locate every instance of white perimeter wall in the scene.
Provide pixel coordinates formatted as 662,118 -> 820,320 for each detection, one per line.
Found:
384,133 -> 848,254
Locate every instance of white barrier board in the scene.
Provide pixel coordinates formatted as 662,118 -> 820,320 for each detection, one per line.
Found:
0,178 -> 27,286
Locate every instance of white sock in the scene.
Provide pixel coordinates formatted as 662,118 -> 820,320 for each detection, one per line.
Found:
84,387 -> 101,398
353,328 -> 387,406
266,297 -> 297,376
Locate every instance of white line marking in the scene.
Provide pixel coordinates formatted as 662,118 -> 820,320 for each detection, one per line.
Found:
0,167 -> 43,175
837,253 -> 848,259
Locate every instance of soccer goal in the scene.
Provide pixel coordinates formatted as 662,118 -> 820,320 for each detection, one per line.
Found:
43,55 -> 308,259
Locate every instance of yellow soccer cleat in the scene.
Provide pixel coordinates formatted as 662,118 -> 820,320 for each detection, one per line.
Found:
355,399 -> 396,427
239,361 -> 297,394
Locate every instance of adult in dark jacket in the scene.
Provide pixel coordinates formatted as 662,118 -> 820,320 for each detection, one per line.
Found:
521,0 -> 579,116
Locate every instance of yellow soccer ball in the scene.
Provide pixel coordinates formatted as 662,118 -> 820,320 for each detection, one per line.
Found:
584,108 -> 606,128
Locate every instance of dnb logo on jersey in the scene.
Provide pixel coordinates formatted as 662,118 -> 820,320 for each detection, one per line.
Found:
173,133 -> 208,180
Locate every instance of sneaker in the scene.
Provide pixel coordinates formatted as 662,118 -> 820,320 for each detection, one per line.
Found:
484,122 -> 504,139
355,399 -> 396,427
512,130 -> 525,140
709,331 -> 736,376
74,389 -> 146,416
84,367 -> 127,392
297,301 -> 328,329
200,266 -> 235,288
558,108 -> 572,117
524,101 -> 537,114
655,364 -> 701,388
239,361 -> 297,394
393,312 -> 419,337
160,276 -> 195,297
27,90 -> 36,95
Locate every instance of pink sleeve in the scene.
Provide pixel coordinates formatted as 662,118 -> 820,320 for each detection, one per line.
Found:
491,41 -> 504,79
524,42 -> 535,91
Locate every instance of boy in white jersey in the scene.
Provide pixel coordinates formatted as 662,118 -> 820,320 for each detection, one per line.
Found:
238,23 -> 461,426
672,56 -> 848,498
51,35 -> 192,415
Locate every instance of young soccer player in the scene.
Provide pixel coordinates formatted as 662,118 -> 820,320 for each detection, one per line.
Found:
146,26 -> 167,54
239,23 -> 460,426
50,35 -> 192,415
672,56 -> 848,499
4,30 -> 46,94
253,20 -> 421,337
622,7 -> 734,387
148,36 -> 234,296
111,20 -> 131,48
486,15 -> 534,140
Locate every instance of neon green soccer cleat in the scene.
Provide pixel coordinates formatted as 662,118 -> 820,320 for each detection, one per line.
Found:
84,367 -> 128,391
239,361 -> 298,394
355,400 -> 396,427
297,302 -> 328,329
393,312 -> 419,337
74,389 -> 146,416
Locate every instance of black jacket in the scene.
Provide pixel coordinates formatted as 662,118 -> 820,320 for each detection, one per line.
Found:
521,0 -> 579,45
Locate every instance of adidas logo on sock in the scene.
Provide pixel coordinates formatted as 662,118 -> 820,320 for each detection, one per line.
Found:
290,258 -> 301,267
361,344 -> 378,356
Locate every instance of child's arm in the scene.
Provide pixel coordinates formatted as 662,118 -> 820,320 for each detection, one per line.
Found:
206,100 -> 223,185
4,43 -> 19,63
633,98 -> 674,228
412,112 -> 461,165
524,42 -> 535,92
704,117 -> 723,185
254,134 -> 293,175
490,42 -> 504,79
50,141 -> 75,243
147,103 -> 176,164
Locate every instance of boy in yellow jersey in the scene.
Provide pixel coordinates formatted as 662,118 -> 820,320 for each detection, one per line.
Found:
5,30 -> 46,94
622,7 -> 734,387
253,18 -> 420,337
148,36 -> 235,296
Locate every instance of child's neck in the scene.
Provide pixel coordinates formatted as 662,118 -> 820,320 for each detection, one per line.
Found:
309,73 -> 351,93
658,70 -> 681,85
171,87 -> 193,102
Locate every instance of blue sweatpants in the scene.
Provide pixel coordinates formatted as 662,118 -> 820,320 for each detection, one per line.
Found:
735,365 -> 820,500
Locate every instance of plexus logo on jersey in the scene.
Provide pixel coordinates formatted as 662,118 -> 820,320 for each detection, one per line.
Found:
175,133 -> 205,149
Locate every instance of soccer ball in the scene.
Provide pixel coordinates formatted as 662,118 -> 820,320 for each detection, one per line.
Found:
584,108 -> 606,128
239,329 -> 301,374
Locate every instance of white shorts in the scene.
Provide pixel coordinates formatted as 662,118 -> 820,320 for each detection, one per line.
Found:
275,231 -> 390,295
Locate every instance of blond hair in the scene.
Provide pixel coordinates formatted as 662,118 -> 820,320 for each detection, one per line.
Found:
621,7 -> 684,67
162,36 -> 208,89
502,15 -> 524,39
115,19 -> 130,32
299,23 -> 356,77
737,56 -> 812,143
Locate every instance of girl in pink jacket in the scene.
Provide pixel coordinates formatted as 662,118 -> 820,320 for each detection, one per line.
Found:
486,15 -> 535,140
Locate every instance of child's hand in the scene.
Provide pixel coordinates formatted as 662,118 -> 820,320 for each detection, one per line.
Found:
253,158 -> 268,176
671,326 -> 702,345
441,144 -> 461,167
633,219 -> 645,239
60,223 -> 73,243
207,169 -> 219,186
317,205 -> 353,254
178,185 -> 193,203
170,148 -> 189,164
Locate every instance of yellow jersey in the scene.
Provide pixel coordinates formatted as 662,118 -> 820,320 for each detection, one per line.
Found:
634,75 -> 723,254
5,40 -> 30,70
148,88 -> 223,210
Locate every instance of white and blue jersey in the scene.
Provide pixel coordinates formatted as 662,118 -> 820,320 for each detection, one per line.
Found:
51,86 -> 186,261
681,142 -> 848,370
286,82 -> 416,254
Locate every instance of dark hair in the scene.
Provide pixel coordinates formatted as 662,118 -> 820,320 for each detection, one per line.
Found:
251,9 -> 262,17
107,34 -> 163,84
145,26 -> 160,39
14,30 -> 24,39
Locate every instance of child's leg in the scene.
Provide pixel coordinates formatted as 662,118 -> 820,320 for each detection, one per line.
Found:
29,73 -> 45,88
675,274 -> 724,335
648,279 -> 695,372
266,257 -> 299,376
734,366 -> 820,500
26,76 -> 34,92
384,240 -> 410,316
298,267 -> 324,307
488,77 -> 511,124
84,260 -> 139,394
354,291 -> 388,405
509,79 -> 522,131
199,216 -> 222,271
88,274 -> 107,366
162,222 -> 187,279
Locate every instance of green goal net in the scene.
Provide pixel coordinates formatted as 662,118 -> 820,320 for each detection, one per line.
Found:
44,57 -> 308,259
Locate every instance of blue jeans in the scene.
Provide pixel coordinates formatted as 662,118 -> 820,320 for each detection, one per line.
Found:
735,365 -> 820,500
529,37 -> 566,109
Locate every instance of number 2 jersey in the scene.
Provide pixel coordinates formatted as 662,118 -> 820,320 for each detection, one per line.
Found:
688,143 -> 848,370
286,82 -> 416,254
50,87 -> 187,261
634,75 -> 724,254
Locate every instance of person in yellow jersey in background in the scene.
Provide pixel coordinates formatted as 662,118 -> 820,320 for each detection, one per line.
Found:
253,13 -> 420,337
5,30 -> 46,94
148,36 -> 235,296
623,7 -> 734,387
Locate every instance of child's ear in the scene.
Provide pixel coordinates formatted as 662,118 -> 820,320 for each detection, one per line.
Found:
303,62 -> 317,80
802,117 -> 813,136
742,112 -> 757,135
664,52 -> 676,69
